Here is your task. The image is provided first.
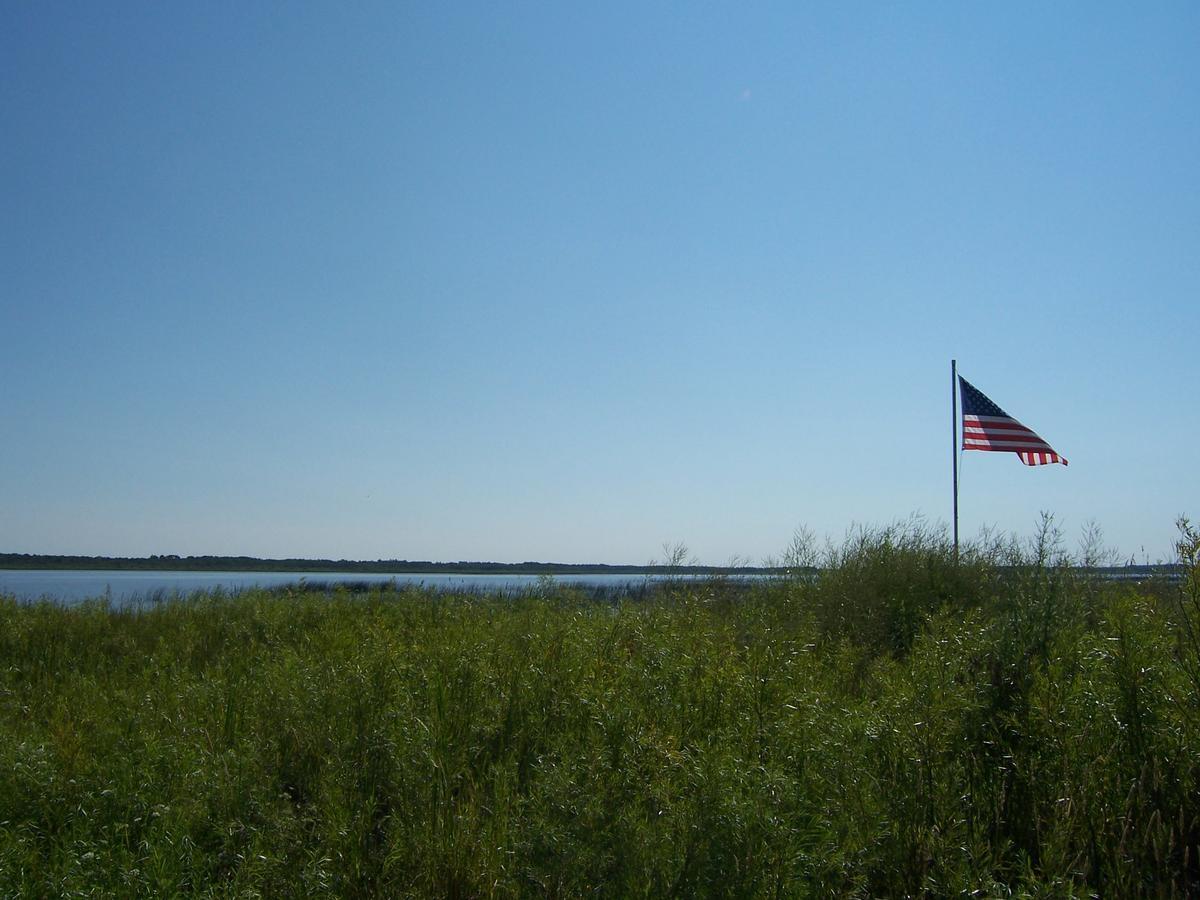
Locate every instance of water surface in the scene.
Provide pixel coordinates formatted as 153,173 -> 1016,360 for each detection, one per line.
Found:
0,569 -> 678,606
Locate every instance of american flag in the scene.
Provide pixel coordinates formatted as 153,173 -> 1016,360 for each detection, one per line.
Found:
959,376 -> 1067,467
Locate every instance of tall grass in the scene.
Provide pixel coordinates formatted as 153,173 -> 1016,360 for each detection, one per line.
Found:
1,521 -> 1198,896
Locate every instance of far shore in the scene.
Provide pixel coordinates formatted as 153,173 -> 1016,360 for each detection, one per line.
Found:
0,552 -> 786,577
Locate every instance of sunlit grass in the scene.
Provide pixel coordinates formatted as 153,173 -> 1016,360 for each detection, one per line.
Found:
1,520 -> 1197,896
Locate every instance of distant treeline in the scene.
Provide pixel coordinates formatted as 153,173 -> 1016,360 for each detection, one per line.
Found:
0,552 -> 786,576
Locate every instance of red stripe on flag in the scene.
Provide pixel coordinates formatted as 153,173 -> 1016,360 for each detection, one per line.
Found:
963,434 -> 1055,446
964,439 -> 1055,451
962,418 -> 1038,434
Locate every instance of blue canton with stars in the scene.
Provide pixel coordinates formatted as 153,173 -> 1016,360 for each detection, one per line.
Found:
959,377 -> 1010,418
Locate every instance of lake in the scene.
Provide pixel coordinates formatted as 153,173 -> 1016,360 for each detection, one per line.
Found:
0,567 -> 1171,606
0,569 -> 692,606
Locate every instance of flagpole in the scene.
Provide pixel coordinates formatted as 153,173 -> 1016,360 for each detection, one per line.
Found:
952,358 -> 959,559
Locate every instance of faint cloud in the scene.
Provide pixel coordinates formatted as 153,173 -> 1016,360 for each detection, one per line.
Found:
739,88 -> 752,102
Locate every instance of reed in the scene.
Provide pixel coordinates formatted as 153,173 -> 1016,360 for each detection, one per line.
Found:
1,521 -> 1197,896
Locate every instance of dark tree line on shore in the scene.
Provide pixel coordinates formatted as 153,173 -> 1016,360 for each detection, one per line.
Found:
0,552 -> 785,576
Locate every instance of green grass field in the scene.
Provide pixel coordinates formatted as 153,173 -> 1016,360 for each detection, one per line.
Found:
2,519 -> 1198,897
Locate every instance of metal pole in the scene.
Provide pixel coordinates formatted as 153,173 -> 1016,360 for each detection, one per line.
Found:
952,359 -> 959,559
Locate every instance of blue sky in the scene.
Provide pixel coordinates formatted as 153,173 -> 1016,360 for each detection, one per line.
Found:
3,3 -> 1197,564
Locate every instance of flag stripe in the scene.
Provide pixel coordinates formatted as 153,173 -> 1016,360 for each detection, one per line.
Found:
963,428 -> 1040,438
963,431 -> 1054,449
964,418 -> 1040,431
963,429 -> 1055,444
1018,451 -> 1066,466
963,436 -> 1046,445
963,438 -> 1053,449
964,441 -> 1057,451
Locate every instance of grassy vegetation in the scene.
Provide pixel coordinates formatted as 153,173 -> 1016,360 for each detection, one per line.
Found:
2,518 -> 1198,897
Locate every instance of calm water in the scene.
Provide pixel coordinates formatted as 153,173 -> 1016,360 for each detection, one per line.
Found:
0,569 -> 680,606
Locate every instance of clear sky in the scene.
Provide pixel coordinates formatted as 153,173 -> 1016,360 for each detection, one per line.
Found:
3,3 -> 1197,564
